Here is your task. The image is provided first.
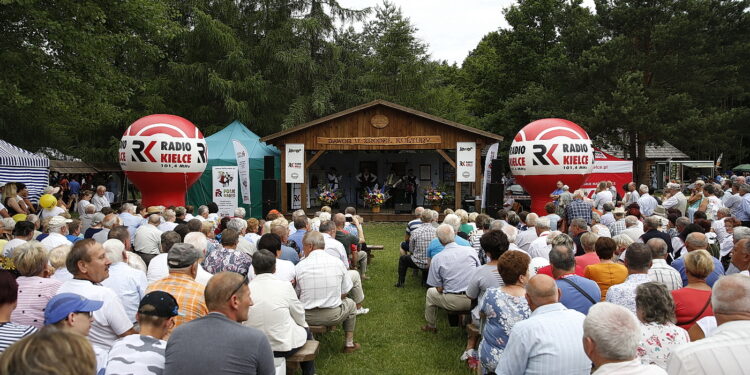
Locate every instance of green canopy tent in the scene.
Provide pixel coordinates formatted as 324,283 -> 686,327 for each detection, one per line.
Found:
187,121 -> 280,218
732,164 -> 750,172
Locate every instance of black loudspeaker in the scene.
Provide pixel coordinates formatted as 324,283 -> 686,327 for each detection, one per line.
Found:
485,183 -> 504,218
491,158 -> 504,183
262,179 -> 277,214
264,156 -> 274,179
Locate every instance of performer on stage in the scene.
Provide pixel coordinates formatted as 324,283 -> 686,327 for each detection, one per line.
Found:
356,168 -> 378,190
404,169 -> 419,209
327,167 -> 341,190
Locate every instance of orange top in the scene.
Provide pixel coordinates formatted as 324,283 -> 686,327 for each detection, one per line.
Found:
147,273 -> 208,328
584,263 -> 628,301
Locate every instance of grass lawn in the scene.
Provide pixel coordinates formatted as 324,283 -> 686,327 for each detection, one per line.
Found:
314,222 -> 470,375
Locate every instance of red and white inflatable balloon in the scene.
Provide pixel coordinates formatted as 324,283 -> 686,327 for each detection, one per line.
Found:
119,115 -> 207,207
509,118 -> 594,215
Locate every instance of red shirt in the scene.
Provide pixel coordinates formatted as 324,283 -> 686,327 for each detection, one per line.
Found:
575,252 -> 601,270
672,288 -> 713,330
537,264 -> 586,279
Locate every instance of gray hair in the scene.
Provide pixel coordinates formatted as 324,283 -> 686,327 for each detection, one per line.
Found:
121,203 -> 135,213
163,209 -> 176,221
102,239 -> 125,263
675,217 -> 690,231
639,184 -> 649,194
570,218 -> 587,230
549,244 -> 575,270
234,207 -> 246,219
414,206 -> 425,217
319,212 -> 331,222
175,206 -> 186,216
580,232 -> 599,252
717,207 -> 730,217
645,216 -> 661,231
184,232 -> 208,256
646,238 -> 668,258
292,209 -> 306,219
602,202 -> 614,212
525,213 -> 538,227
624,216 -> 638,227
442,214 -> 461,233
711,274 -> 750,315
227,218 -> 247,232
198,205 -> 209,215
549,232 -> 574,250
636,282 -> 675,324
85,205 -> 96,214
501,225 -> 517,243
740,184 -> 750,194
436,224 -> 456,245
734,227 -> 750,242
489,219 -> 504,231
591,212 -> 601,224
431,209 -> 439,222
685,232 -> 708,251
147,214 -> 161,225
536,217 -> 550,230
302,230 -> 325,250
584,302 -> 640,360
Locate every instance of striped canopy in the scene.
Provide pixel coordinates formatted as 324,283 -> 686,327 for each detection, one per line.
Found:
0,139 -> 49,203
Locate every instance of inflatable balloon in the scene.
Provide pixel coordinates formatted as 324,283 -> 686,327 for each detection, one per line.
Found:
39,194 -> 57,209
508,118 -> 594,215
119,114 -> 208,207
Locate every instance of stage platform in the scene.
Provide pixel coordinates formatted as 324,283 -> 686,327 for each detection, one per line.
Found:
289,208 -> 440,222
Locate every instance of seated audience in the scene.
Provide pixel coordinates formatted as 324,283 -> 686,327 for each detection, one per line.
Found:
671,250 -> 714,330
422,225 -> 479,333
0,327 -> 97,375
182,232 -> 213,286
585,237 -> 628,300
49,245 -> 73,281
495,274 -> 591,374
635,282 -> 689,369
606,243 -> 654,313
147,231 -> 183,283
551,243 -> 601,314
0,271 -> 37,353
256,234 -> 295,283
106,291 -> 178,375
202,229 -> 254,277
101,239 -> 148,323
396,209 -> 435,287
40,216 -> 72,251
2,220 -> 34,257
583,302 -> 666,374
245,250 -> 314,375
667,274 -> 750,374
646,238 -> 682,291
478,251 -> 531,372
270,223 -> 300,265
515,213 -> 539,252
134,214 -> 163,265
44,292 -> 107,370
527,217 -> 553,259
296,231 -> 361,353
427,214 -> 472,259
108,225 -> 148,273
640,216 -> 674,255
575,232 -> 601,269
318,220 -> 349,267
164,272 -> 274,374
11,241 -> 62,328
670,232 -> 725,287
334,214 -> 367,278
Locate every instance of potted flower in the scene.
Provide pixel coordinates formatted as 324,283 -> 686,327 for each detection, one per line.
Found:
317,185 -> 342,207
364,186 -> 390,213
424,186 -> 447,211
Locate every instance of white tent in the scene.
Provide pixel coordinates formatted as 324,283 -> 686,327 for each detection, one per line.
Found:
0,139 -> 49,202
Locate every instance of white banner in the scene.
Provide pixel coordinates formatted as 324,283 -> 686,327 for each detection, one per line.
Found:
232,140 -> 251,204
456,142 -> 476,182
291,184 -> 301,210
212,166 -> 238,217
481,143 -> 499,209
285,144 -> 304,184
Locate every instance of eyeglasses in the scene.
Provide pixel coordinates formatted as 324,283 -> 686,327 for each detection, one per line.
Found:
228,274 -> 248,301
75,311 -> 93,318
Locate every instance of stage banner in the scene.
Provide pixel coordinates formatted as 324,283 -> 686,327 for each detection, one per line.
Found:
212,166 -> 238,217
286,144 -> 304,184
481,143 -> 499,209
232,140 -> 251,204
291,184 -> 301,210
456,142 -> 477,182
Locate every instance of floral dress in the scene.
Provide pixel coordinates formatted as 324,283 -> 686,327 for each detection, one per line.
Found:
637,322 -> 690,369
478,288 -> 531,371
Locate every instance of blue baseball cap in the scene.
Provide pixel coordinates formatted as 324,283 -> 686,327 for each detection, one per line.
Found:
44,293 -> 103,325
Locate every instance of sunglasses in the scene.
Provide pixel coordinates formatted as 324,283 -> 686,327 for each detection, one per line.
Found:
228,274 -> 249,300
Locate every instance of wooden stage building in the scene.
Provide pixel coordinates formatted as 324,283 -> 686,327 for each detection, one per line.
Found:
260,100 -> 503,220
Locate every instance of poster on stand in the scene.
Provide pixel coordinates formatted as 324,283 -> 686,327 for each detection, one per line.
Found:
291,184 -> 301,210
232,140 -> 251,204
456,142 -> 477,182
286,144 -> 304,184
481,143 -> 499,209
212,166 -> 238,217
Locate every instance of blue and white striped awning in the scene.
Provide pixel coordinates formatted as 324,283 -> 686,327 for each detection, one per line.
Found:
0,139 -> 49,203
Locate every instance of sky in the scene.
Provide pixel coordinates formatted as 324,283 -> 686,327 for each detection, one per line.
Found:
337,0 -> 594,65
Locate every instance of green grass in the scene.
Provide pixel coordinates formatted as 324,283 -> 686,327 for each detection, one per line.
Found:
315,222 -> 469,375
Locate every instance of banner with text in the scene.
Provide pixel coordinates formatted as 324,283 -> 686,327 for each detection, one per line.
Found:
286,144 -> 304,184
212,166 -> 238,217
456,142 -> 477,182
481,143 -> 499,208
232,140 -> 251,204
291,184 -> 301,209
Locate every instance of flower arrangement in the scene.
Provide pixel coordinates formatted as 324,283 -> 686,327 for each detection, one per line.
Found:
317,184 -> 342,206
424,187 -> 448,202
364,186 -> 390,207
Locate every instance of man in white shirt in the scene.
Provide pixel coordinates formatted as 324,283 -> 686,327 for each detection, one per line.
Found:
41,216 -> 73,251
183,232 -> 214,286
91,185 -> 110,212
319,220 -> 349,267
147,231 -> 182,284
662,183 -> 687,217
101,239 -> 147,323
620,216 -> 644,243
296,231 -> 360,353
245,249 -> 314,373
515,213 -> 539,252
117,203 -> 142,243
56,239 -> 135,351
158,209 -> 178,232
637,185 -> 657,217
583,303 -> 666,374
134,214 -> 163,264
528,217 -> 552,259
667,274 -> 750,374
92,213 -> 119,244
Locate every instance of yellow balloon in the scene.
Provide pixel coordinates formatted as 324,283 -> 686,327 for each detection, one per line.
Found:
12,213 -> 27,222
39,194 -> 57,209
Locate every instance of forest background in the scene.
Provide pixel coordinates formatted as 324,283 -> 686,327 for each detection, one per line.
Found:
1,0 -> 748,184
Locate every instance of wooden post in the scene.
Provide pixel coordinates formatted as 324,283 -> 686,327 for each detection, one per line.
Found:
281,145 -> 287,213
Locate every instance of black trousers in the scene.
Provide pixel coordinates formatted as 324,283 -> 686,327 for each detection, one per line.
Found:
398,255 -> 428,285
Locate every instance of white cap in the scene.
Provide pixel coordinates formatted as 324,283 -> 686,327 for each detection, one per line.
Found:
49,216 -> 72,228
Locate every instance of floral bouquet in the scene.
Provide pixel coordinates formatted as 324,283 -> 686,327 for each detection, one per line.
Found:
424,186 -> 448,202
364,186 -> 390,207
317,184 -> 342,206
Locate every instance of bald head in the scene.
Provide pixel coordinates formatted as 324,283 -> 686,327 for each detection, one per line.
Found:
526,274 -> 559,309
205,271 -> 247,312
685,232 -> 708,252
333,213 -> 346,228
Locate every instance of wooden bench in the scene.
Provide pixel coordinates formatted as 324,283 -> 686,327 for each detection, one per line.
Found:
308,325 -> 337,336
369,245 -> 385,250
285,340 -> 319,375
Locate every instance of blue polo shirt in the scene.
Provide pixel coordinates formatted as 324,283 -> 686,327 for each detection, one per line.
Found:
427,236 -> 471,258
556,274 -> 601,314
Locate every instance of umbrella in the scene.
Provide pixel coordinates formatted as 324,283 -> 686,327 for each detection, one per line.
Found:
732,164 -> 750,172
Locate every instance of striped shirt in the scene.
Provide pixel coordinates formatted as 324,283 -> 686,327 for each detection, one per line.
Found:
147,273 -> 207,329
11,276 -> 62,329
648,259 -> 683,291
0,322 -> 37,353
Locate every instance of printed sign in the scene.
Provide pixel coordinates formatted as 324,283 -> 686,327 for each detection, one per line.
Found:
212,166 -> 238,217
317,136 -> 441,145
285,144 -> 304,184
119,126 -> 207,173
232,140 -> 251,204
456,142 -> 476,182
481,143 -> 499,208
291,183 -> 301,210
508,127 -> 594,177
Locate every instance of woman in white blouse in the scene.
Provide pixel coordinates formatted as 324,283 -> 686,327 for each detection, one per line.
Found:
635,282 -> 690,369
